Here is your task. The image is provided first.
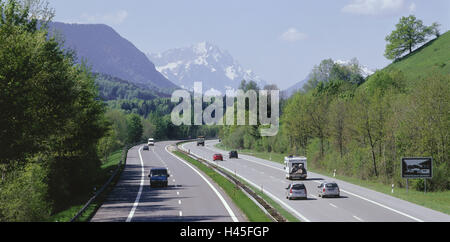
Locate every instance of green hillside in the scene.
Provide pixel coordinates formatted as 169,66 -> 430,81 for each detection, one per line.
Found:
383,30 -> 450,84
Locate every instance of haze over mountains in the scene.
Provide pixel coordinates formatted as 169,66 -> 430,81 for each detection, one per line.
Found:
148,42 -> 266,93
48,21 -> 378,98
283,59 -> 375,97
48,22 -> 178,93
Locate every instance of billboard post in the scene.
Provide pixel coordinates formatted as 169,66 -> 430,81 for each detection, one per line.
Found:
424,179 -> 427,194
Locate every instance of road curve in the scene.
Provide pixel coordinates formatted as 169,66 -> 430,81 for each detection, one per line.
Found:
91,141 -> 245,222
183,140 -> 450,222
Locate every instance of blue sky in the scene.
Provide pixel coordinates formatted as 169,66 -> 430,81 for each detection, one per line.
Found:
48,0 -> 450,89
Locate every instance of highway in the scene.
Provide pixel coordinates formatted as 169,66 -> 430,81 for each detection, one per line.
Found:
91,141 -> 245,222
182,140 -> 450,222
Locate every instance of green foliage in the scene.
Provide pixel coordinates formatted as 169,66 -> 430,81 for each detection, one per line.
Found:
127,114 -> 143,144
384,31 -> 450,85
0,0 -> 109,220
303,58 -> 365,92
0,161 -> 51,222
385,15 -> 438,60
95,73 -> 165,101
221,38 -> 449,191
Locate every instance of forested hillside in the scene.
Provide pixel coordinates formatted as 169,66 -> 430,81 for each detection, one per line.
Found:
95,73 -> 169,101
0,1 -> 108,221
220,31 -> 450,192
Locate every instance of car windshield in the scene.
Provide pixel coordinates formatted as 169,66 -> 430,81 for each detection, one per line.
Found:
326,183 -> 338,188
151,170 -> 167,176
292,184 -> 305,190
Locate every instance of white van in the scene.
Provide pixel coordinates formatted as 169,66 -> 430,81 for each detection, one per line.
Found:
284,156 -> 307,180
148,138 -> 155,146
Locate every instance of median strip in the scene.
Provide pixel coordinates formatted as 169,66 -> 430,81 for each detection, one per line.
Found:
170,145 -> 275,222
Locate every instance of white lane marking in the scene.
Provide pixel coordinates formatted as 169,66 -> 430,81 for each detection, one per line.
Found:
353,215 -> 363,222
329,203 -> 338,208
185,145 -> 310,222
173,179 -> 176,182
340,188 -> 424,222
177,192 -> 180,196
179,200 -> 182,205
126,146 -> 145,222
310,181 -> 423,222
193,141 -> 426,222
179,211 -> 183,217
166,145 -> 239,222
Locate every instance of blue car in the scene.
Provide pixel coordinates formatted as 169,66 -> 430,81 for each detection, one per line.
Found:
148,168 -> 170,188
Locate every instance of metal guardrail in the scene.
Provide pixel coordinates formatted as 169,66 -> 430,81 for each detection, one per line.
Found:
175,141 -> 287,222
70,143 -> 139,222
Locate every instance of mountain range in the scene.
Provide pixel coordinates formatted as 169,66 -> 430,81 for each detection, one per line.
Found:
48,22 -> 178,93
147,42 -> 266,94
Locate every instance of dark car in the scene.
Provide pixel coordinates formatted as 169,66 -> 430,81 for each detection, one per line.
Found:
143,145 -> 149,151
148,168 -> 170,188
197,136 -> 205,146
213,154 -> 223,161
229,151 -> 238,159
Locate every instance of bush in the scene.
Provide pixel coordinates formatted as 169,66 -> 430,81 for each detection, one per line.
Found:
0,161 -> 51,222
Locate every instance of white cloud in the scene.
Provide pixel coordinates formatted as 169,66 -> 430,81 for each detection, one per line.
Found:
342,0 -> 405,15
67,10 -> 129,25
409,2 -> 416,13
279,28 -> 308,42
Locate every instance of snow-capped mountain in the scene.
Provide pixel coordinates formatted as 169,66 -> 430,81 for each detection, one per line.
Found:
147,42 -> 266,94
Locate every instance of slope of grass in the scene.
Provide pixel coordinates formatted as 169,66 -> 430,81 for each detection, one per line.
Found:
383,31 -> 450,84
215,143 -> 450,215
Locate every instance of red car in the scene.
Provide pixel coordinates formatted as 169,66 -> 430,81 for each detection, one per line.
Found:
213,154 -> 223,161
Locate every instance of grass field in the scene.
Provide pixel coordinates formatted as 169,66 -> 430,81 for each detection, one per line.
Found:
215,143 -> 450,215
49,149 -> 124,222
384,30 -> 450,85
172,150 -> 273,222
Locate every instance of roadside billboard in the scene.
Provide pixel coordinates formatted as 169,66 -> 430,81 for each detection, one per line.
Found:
401,157 -> 432,179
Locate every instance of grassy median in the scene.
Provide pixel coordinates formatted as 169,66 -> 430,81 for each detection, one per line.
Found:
219,169 -> 301,222
215,143 -> 450,215
172,150 -> 273,222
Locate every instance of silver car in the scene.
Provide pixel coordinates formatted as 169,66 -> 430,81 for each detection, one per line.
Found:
317,182 -> 340,198
286,183 -> 307,200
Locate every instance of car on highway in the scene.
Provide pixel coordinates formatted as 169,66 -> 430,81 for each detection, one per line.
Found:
229,151 -> 238,159
317,182 -> 340,198
143,145 -> 149,151
213,154 -> 223,161
148,138 -> 155,146
197,136 -> 205,146
286,182 -> 307,200
148,168 -> 170,188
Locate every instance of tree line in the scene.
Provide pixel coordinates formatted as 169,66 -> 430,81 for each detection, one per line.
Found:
220,17 -> 449,191
0,0 -> 110,220
0,0 -> 210,221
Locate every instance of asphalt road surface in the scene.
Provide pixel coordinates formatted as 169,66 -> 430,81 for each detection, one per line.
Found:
91,141 -> 244,222
182,140 -> 450,222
